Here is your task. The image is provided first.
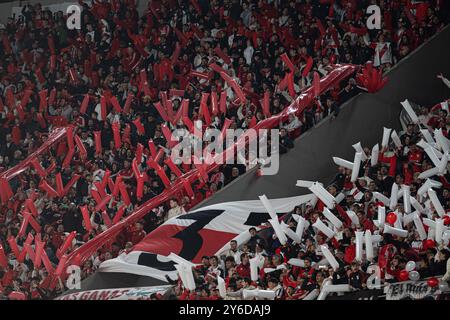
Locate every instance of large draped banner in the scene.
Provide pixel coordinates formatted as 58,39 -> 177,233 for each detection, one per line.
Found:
385,280 -> 441,300
98,194 -> 315,281
56,285 -> 172,300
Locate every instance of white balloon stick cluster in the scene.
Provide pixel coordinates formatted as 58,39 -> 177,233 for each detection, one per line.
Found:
249,255 -> 264,282
291,214 -> 310,240
317,278 -> 351,300
217,276 -> 226,298
332,152 -> 363,182
401,99 -> 419,123
259,195 -> 288,245
307,182 -> 336,209
170,253 -> 197,291
243,289 -> 276,300
353,230 -> 379,262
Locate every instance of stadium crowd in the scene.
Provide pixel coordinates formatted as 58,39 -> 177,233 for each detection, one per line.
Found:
171,101 -> 450,300
0,0 -> 449,300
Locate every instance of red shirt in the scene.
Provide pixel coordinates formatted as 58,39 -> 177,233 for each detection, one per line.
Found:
236,263 -> 251,278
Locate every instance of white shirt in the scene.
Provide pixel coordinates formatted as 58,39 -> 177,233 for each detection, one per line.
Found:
244,45 -> 254,65
283,116 -> 302,131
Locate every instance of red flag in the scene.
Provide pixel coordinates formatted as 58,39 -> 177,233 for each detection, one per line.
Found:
62,174 -> 80,196
123,93 -> 134,114
220,71 -> 246,104
6,87 -> 15,108
39,89 -> 48,113
41,250 -> 54,274
249,116 -> 257,128
62,148 -> 75,169
112,122 -> 122,149
182,178 -> 195,198
31,158 -> 47,177
135,143 -> 144,164
102,211 -> 112,228
156,166 -> 171,189
35,68 -> 46,84
182,116 -> 194,133
66,126 -> 75,151
58,232 -> 77,258
165,158 -> 183,177
95,195 -> 112,212
34,240 -> 45,268
0,244 -> 9,268
94,131 -> 102,155
7,237 -> 20,261
210,91 -> 219,116
173,101 -> 184,124
261,91 -> 271,117
148,139 -> 157,158
21,89 -> 32,108
214,46 -> 232,65
48,88 -> 57,106
25,199 -> 38,217
2,34 -> 11,54
209,63 -> 227,74
190,0 -> 202,14
54,255 -> 68,276
55,173 -> 64,197
171,42 -> 181,65
18,212 -> 31,237
100,95 -> 108,120
219,91 -> 227,114
153,101 -> 170,122
132,158 -> 145,199
280,53 -> 296,72
27,213 -> 41,233
112,204 -> 127,224
118,182 -> 131,205
154,148 -> 165,164
80,206 -> 92,232
48,36 -> 55,55
287,72 -> 296,98
316,19 -> 326,36
132,117 -> 145,135
173,28 -> 188,46
161,124 -> 178,148
199,93 -> 211,125
74,135 -> 87,160
18,234 -> 34,263
313,72 -> 321,97
110,96 -> 122,113
80,94 -> 90,115
302,56 -> 314,77
36,113 -> 47,129
50,55 -> 56,71
189,70 -> 210,80
69,68 -> 78,84
39,180 -> 59,198
169,89 -> 185,98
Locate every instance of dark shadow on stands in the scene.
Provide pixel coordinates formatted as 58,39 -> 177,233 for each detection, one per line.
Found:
70,25 -> 450,295
197,24 -> 450,205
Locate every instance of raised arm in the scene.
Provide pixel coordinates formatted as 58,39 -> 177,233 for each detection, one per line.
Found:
437,73 -> 450,88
